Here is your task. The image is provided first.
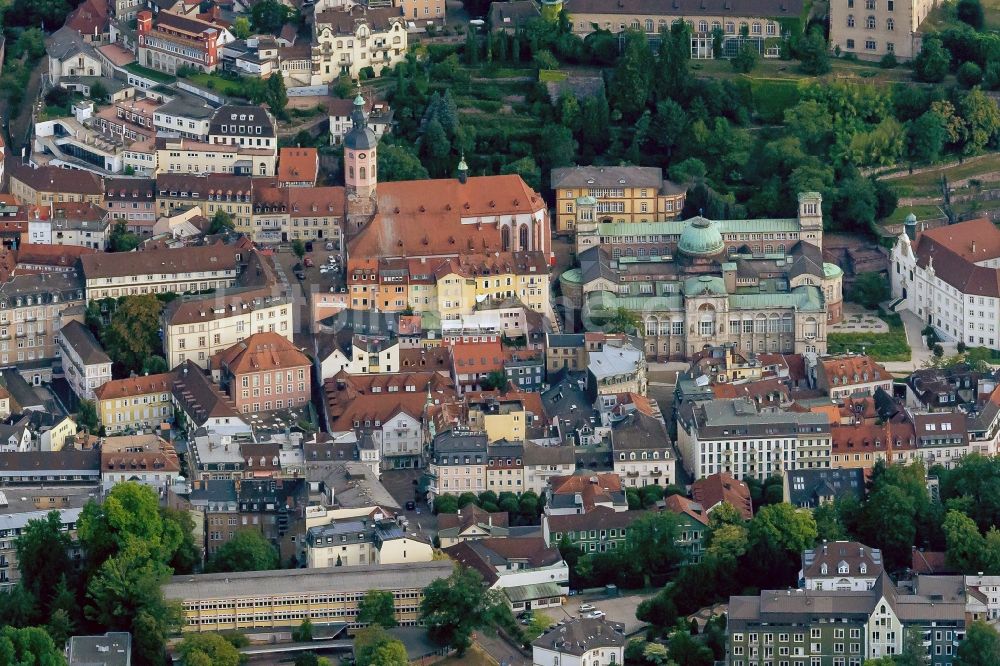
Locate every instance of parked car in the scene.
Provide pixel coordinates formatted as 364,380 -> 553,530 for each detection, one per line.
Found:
587,610 -> 606,619
578,604 -> 595,613
305,241 -> 314,252
294,271 -> 306,280
319,266 -> 329,274
327,254 -> 338,264
406,500 -> 416,511
303,257 -> 314,267
325,242 -> 335,250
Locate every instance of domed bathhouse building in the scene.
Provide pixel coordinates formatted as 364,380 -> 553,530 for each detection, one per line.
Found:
579,193 -> 843,361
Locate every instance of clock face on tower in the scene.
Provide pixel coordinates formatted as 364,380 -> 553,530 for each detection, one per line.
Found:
359,153 -> 367,160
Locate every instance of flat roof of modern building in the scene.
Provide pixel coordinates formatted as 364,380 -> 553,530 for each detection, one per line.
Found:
163,560 -> 454,600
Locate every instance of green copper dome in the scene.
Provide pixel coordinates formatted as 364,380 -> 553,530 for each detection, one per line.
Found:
678,217 -> 725,257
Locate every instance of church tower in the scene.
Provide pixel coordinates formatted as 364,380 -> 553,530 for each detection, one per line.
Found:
344,93 -> 378,226
797,191 -> 823,249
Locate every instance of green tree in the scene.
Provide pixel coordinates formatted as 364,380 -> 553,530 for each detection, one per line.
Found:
14,511 -> 73,612
250,0 -> 292,33
265,74 -> 288,117
956,621 -> 1000,666
355,625 -> 408,666
433,495 -> 458,514
358,589 -> 398,628
233,16 -> 252,39
540,125 -> 577,169
500,156 -> 542,191
208,210 -> 235,235
77,399 -> 99,434
419,118 -> 452,178
668,625 -> 714,666
481,369 -> 508,391
108,221 -> 140,252
421,566 -> 510,655
653,20 -> 693,96
604,306 -> 640,334
731,42 -> 759,73
943,509 -> 997,573
625,512 -> 685,582
708,501 -> 745,529
464,29 -> 479,66
293,617 -> 314,642
0,626 -> 66,665
914,38 -> 950,82
46,608 -> 75,648
292,239 -> 306,260
957,0 -> 985,30
579,90 -> 611,156
177,633 -> 241,666
849,272 -> 890,308
959,87 -> 1000,155
205,530 -> 279,573
0,584 -> 39,628
814,502 -> 848,542
705,523 -> 749,561
610,30 -> 653,121
909,110 -> 948,163
795,27 -> 831,75
85,544 -> 182,666
142,355 -> 170,376
748,504 -> 817,584
378,143 -> 429,181
958,62 -> 984,88
102,295 -> 164,377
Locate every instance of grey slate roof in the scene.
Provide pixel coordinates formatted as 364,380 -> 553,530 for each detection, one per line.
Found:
551,165 -> 665,190
60,320 -> 111,365
565,0 -> 803,19
787,468 -> 864,507
532,617 -> 626,656
46,26 -> 96,61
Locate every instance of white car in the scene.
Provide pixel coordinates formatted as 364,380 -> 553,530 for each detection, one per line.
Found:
319,266 -> 329,274
578,604 -> 595,613
587,610 -> 605,619
325,242 -> 335,250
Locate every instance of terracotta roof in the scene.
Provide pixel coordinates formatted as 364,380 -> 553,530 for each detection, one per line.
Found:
662,494 -> 709,525
911,549 -> 956,575
80,243 -> 239,280
913,218 -> 1000,297
16,243 -> 97,268
324,370 -> 457,432
277,147 -> 318,185
711,377 -> 790,405
104,177 -> 156,201
691,472 -> 753,520
101,434 -> 180,474
10,164 -> 103,196
66,0 -> 109,37
831,422 -> 891,456
437,504 -> 509,533
96,43 -> 135,67
286,186 -> 344,218
451,341 -> 504,375
241,442 -> 281,473
213,332 -> 309,374
399,346 -> 452,370
348,175 -> 545,259
820,355 -> 892,388
549,472 -> 622,512
95,372 -> 174,401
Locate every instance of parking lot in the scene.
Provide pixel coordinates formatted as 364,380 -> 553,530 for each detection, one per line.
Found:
547,591 -> 655,636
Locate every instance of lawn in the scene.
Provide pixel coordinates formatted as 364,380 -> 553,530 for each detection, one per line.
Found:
881,204 -> 944,225
183,72 -> 248,98
965,346 -> 1000,364
521,611 -> 552,641
828,312 -> 911,361
124,62 -> 176,84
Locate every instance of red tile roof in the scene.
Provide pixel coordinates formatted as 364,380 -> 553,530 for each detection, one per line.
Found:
549,472 -> 622,512
94,372 -> 174,401
277,147 -> 318,185
213,332 -> 309,374
450,341 -> 504,375
913,218 -> 1000,297
692,472 -> 753,520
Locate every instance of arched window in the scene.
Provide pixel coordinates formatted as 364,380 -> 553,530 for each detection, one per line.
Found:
645,19 -> 654,32
725,21 -> 735,34
359,166 -> 366,179
698,20 -> 708,33
645,317 -> 657,337
866,15 -> 876,28
847,14 -> 855,26
712,21 -> 721,32
631,19 -> 640,30
886,17 -> 894,30
752,22 -> 761,34
740,22 -> 749,34
501,226 -> 510,251
348,166 -> 354,178
519,225 -> 529,250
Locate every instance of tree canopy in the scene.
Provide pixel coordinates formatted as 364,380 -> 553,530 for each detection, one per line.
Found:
358,589 -> 398,628
205,530 -> 279,573
421,566 -> 513,655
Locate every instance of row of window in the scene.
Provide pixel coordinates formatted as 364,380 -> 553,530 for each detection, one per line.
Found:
845,15 -> 894,30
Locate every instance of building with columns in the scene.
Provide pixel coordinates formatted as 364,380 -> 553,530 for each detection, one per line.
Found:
576,193 -> 841,361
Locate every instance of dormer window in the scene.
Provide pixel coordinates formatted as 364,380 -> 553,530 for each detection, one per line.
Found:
838,561 -> 849,574
821,563 -> 828,575
860,563 -> 867,574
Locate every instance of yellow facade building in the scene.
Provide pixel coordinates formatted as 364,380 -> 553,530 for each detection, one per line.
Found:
551,166 -> 686,234
163,561 -> 453,632
95,373 -> 175,434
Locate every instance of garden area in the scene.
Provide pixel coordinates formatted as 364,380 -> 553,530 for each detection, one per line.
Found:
828,312 -> 911,361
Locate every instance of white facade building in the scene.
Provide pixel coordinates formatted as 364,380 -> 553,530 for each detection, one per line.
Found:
58,321 -> 112,401
892,216 -> 1000,350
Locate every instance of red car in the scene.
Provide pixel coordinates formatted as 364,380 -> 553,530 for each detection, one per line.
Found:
303,257 -> 314,267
